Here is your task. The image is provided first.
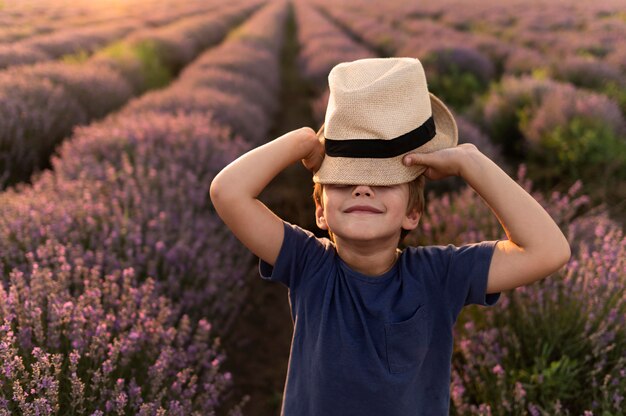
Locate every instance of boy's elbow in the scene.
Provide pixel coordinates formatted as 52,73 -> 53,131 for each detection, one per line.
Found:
557,237 -> 571,268
209,175 -> 228,210
210,175 -> 249,216
549,234 -> 571,273
533,235 -> 570,280
209,177 -> 219,203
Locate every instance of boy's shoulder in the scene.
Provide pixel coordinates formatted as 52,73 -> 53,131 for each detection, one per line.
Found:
401,240 -> 498,269
286,221 -> 334,246
282,221 -> 337,261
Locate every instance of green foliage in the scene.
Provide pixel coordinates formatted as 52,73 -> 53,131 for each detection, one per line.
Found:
374,34 -> 395,56
454,267 -> 625,415
99,40 -> 171,91
61,50 -> 90,65
481,83 -> 536,157
603,81 -> 626,116
529,116 -> 626,184
132,40 -> 171,89
428,66 -> 484,110
509,342 -> 584,405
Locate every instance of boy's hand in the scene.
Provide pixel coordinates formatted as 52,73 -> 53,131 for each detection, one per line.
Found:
402,143 -> 477,181
301,127 -> 325,173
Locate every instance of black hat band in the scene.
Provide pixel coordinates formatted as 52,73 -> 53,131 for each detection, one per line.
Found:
324,116 -> 436,159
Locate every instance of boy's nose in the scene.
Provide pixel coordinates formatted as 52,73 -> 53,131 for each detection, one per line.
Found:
353,185 -> 373,197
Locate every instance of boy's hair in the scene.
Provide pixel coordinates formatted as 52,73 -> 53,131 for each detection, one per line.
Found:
312,175 -> 426,243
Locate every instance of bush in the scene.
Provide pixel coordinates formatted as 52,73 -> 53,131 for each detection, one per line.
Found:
529,116 -> 626,184
479,75 -> 556,157
521,85 -> 626,186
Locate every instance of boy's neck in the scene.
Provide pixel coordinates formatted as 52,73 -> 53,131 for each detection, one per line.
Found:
334,238 -> 401,277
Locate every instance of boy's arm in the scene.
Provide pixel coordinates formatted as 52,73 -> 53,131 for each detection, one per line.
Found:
210,127 -> 323,266
403,144 -> 571,293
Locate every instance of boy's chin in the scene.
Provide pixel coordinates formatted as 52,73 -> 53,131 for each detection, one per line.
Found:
333,231 -> 402,246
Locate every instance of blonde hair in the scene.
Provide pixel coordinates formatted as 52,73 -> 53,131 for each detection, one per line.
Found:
312,175 -> 425,243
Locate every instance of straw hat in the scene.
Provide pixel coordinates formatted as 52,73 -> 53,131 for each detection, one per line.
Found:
312,57 -> 458,185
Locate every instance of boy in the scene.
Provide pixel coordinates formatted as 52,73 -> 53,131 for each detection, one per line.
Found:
210,57 -> 571,415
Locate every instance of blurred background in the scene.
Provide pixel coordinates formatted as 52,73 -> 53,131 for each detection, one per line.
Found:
0,0 -> 624,415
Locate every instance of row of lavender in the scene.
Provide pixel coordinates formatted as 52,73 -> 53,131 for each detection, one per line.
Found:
0,0 -> 192,44
293,2 -> 625,414
311,0 -> 626,204
396,0 -> 626,71
0,0 -> 225,70
0,1 -> 260,190
314,0 -> 626,96
0,1 -> 288,414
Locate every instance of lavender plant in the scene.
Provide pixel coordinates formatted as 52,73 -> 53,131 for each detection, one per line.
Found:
89,2 -> 259,94
122,87 -> 269,146
186,41 -> 282,96
1,111 -> 253,332
503,47 -> 547,76
9,61 -> 134,119
456,116 -> 508,172
22,21 -> 138,60
0,44 -> 50,70
176,66 -> 279,117
421,45 -> 495,109
521,84 -> 626,187
479,75 -> 559,156
550,56 -> 624,92
125,0 -> 288,146
0,246 -> 247,415
293,1 -> 374,91
450,213 -> 625,415
315,6 -> 408,56
0,75 -> 86,189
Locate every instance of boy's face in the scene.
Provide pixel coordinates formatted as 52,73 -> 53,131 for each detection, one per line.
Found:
315,183 -> 421,244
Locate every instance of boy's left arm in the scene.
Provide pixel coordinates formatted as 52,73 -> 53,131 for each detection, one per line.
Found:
403,144 -> 571,293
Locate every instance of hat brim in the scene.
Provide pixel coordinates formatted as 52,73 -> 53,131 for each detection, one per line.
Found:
313,93 -> 458,186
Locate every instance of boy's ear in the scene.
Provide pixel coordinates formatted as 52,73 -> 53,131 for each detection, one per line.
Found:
402,208 -> 421,231
315,202 -> 328,230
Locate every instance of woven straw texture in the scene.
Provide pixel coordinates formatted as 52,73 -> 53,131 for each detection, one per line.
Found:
313,57 -> 458,185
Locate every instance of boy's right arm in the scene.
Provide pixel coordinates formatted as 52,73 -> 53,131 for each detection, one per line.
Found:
209,127 -> 323,266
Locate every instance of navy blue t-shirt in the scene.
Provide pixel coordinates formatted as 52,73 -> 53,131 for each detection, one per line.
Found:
259,221 -> 501,416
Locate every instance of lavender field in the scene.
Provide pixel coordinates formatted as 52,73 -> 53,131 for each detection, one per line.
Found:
0,0 -> 624,415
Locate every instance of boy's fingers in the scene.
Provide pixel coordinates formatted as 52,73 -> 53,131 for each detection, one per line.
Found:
403,153 -> 427,166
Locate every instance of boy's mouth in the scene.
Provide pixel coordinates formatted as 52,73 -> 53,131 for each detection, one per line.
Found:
344,205 -> 383,214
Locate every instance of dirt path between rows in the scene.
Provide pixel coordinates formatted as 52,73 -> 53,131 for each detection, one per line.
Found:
217,4 -> 321,415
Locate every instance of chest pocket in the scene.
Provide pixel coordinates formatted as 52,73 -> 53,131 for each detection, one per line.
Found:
384,304 -> 432,374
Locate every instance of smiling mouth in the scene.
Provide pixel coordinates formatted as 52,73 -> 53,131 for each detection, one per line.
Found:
344,206 -> 383,214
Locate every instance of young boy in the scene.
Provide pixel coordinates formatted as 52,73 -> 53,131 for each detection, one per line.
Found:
210,57 -> 571,416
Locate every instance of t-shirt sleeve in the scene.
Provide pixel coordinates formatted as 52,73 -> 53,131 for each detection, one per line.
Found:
441,240 -> 502,318
258,221 -> 328,292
